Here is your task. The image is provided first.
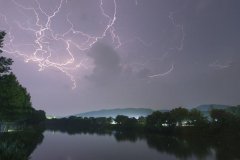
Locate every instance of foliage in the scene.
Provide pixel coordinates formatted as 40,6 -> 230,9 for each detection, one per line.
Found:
170,107 -> 189,126
115,115 -> 138,129
46,116 -> 113,134
226,105 -> 240,117
0,74 -> 32,112
210,109 -> 239,130
25,110 -> 46,125
146,111 -> 171,131
146,108 -> 191,131
0,31 -> 13,76
188,109 -> 208,126
115,115 -> 129,125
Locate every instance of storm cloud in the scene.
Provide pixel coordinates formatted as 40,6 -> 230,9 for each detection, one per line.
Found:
0,0 -> 239,116
87,43 -> 122,85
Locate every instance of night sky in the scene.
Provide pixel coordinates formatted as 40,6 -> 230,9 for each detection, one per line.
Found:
0,0 -> 240,116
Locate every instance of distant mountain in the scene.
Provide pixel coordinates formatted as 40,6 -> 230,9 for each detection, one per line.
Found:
196,104 -> 233,112
66,104 -> 234,119
71,108 -> 154,118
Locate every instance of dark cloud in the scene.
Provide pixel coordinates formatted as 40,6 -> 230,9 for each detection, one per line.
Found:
86,42 -> 122,85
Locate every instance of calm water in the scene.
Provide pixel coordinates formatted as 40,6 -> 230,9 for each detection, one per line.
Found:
29,131 -> 215,160
2,129 -> 240,160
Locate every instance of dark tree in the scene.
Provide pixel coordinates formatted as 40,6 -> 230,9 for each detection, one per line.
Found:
0,31 -> 13,76
138,116 -> 146,126
115,115 -> 129,125
146,111 -> 164,130
210,109 -> 235,127
188,109 -> 208,127
170,107 -> 189,126
115,115 -> 138,129
227,105 -> 240,118
0,74 -> 32,111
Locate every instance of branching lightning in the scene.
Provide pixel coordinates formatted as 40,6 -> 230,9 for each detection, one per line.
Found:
0,0 -> 187,86
0,0 -> 120,89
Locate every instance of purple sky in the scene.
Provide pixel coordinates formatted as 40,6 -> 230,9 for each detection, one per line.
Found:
0,0 -> 240,116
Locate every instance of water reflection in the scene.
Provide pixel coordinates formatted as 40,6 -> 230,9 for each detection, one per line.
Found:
0,128 -> 44,160
114,131 -> 240,160
1,128 -> 240,160
114,132 -> 213,160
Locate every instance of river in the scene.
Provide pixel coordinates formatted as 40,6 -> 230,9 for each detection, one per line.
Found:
30,131 -> 216,160
1,129 -> 239,160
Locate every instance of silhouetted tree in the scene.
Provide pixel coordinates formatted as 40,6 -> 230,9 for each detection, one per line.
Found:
0,31 -> 13,76
146,111 -> 163,130
115,115 -> 129,125
210,109 -> 236,129
138,116 -> 146,126
170,107 -> 189,126
0,74 -> 32,111
227,105 -> 240,118
115,115 -> 138,129
188,109 -> 208,127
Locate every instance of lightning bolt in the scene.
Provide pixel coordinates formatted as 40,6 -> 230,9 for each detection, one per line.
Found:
148,64 -> 174,78
0,0 -> 120,89
169,11 -> 185,51
145,10 -> 185,79
120,7 -> 185,80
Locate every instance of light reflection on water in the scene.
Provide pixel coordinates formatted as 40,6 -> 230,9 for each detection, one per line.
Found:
30,131 -> 215,160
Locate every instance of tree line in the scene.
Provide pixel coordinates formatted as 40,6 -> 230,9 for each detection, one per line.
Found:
46,105 -> 240,135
